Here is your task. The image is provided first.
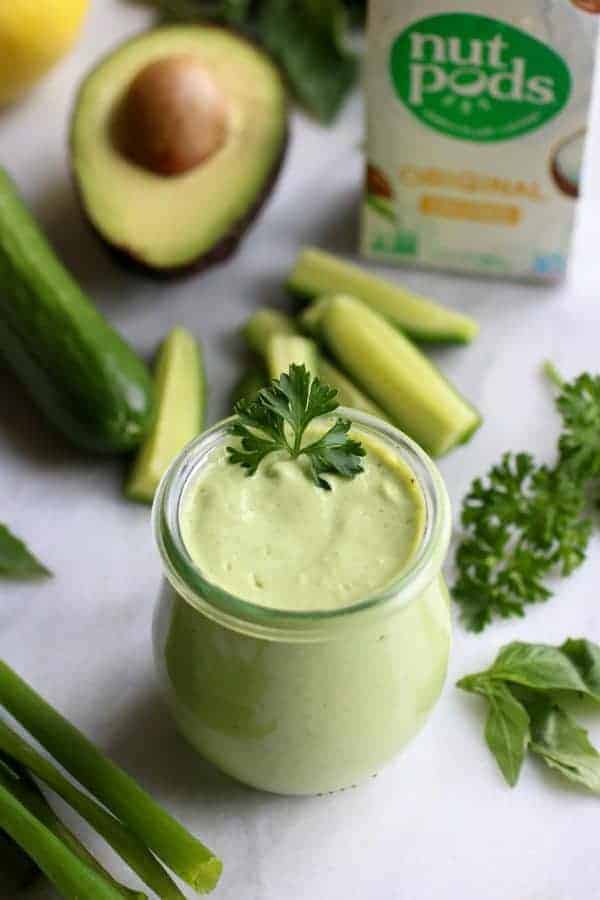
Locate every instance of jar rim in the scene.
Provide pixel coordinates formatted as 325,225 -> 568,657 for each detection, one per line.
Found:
153,409 -> 452,642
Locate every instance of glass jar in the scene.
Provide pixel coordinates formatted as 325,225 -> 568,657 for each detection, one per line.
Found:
153,410 -> 452,796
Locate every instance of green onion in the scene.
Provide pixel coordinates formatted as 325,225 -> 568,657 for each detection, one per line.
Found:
0,827 -> 39,891
0,661 -> 222,893
0,757 -> 145,900
0,781 -> 125,900
0,720 -> 184,900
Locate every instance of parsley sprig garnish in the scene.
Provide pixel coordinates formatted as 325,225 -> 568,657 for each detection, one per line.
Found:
227,364 -> 366,490
454,366 -> 600,632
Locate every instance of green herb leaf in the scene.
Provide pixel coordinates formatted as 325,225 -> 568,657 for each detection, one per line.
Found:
560,639 -> 600,698
126,0 -> 250,22
0,525 -> 50,580
302,419 -> 366,490
343,0 -> 366,26
480,681 -> 530,787
228,364 -> 365,489
488,642 -> 598,699
453,453 -> 590,631
458,640 -> 600,702
453,367 -> 600,631
258,0 -> 358,121
459,637 -> 600,792
555,371 -> 600,483
528,699 -> 600,793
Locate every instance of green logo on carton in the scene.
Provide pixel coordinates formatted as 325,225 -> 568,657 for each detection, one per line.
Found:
390,13 -> 571,142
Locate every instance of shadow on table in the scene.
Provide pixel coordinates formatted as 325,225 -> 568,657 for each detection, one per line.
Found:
0,370 -> 83,469
30,174 -> 153,318
104,686 -> 277,815
303,184 -> 362,258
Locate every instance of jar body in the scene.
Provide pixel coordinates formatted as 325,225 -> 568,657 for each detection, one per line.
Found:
154,574 -> 451,796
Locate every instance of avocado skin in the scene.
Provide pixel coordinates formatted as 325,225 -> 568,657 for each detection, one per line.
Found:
74,126 -> 289,280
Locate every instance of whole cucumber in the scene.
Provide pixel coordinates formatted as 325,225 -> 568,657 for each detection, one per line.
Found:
0,169 -> 154,452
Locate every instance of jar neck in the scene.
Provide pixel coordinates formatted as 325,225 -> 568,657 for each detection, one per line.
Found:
153,409 -> 452,643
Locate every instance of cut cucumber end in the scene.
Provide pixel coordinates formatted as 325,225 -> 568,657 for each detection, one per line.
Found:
288,247 -> 479,345
241,305 -> 386,419
243,309 -> 296,358
315,294 -> 481,456
299,298 -> 329,338
266,335 -> 320,381
125,326 -> 205,504
318,358 -> 388,421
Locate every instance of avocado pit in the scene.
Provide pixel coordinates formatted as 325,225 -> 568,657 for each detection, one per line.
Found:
116,55 -> 228,177
71,25 -> 288,274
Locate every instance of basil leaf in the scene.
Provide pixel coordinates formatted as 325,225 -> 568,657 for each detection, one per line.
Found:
481,681 -> 530,787
559,639 -> 600,698
528,700 -> 600,793
257,0 -> 358,122
488,642 -> 598,699
343,0 -> 366,26
0,525 -> 50,579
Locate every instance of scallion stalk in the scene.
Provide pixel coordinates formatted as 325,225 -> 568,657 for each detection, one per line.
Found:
0,661 -> 222,893
0,781 -> 125,900
0,827 -> 39,891
0,757 -> 145,900
0,720 -> 185,900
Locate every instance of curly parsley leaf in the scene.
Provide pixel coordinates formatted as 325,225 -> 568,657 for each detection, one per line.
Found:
454,454 -> 591,631
554,370 -> 600,482
227,365 -> 365,489
0,526 -> 50,580
453,368 -> 600,632
302,419 -> 366,489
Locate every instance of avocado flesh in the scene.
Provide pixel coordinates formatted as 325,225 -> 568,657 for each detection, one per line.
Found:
71,27 -> 288,273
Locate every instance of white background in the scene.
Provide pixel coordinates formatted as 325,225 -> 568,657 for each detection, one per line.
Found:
2,2 -> 600,898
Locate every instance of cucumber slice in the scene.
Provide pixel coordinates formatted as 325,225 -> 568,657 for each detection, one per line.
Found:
298,301 -> 324,338
288,247 -> 478,344
318,359 -> 388,421
266,335 -> 320,380
126,327 -> 205,504
243,309 -> 296,357
243,307 -> 387,419
314,295 -> 481,456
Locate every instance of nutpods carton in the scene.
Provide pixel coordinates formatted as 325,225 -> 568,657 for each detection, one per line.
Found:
361,1 -> 598,280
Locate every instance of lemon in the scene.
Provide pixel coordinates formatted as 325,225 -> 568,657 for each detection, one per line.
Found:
0,0 -> 89,106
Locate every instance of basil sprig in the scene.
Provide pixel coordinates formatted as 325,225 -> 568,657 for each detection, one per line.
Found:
458,639 -> 600,792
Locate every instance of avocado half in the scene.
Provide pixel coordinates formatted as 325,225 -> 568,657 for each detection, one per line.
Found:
70,26 -> 288,275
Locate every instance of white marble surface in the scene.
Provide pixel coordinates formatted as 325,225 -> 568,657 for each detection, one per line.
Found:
2,2 -> 600,898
